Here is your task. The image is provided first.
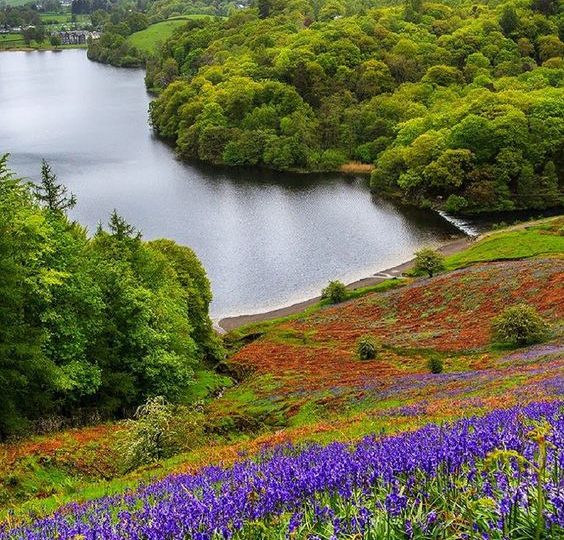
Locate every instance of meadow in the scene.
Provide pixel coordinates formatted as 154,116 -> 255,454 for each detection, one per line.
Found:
1,402 -> 562,539
0,33 -> 23,49
0,218 -> 562,537
127,15 -> 217,55
0,0 -> 28,6
39,12 -> 89,29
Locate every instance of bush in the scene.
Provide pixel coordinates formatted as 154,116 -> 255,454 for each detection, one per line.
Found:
321,280 -> 347,304
414,248 -> 446,277
356,336 -> 379,360
118,396 -> 178,471
427,356 -> 444,374
492,304 -> 549,346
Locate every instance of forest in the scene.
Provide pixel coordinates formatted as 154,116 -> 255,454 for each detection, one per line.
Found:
0,156 -> 222,440
141,0 -> 563,213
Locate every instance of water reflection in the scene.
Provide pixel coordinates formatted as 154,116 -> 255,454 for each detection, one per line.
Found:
0,50 -> 461,318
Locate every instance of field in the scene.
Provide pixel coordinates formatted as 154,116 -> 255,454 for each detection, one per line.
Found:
0,11 -> 89,50
445,221 -> 564,269
0,0 -> 28,5
3,403 -> 562,539
215,257 -> 563,436
0,33 -> 23,49
0,218 -> 562,536
39,13 -> 89,28
127,15 -> 215,55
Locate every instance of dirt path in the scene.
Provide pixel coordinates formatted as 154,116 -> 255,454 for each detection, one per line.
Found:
216,236 -> 474,333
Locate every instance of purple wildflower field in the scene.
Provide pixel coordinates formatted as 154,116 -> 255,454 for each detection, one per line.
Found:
2,401 -> 562,540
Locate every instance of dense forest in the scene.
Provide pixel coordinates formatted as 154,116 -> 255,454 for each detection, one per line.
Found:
0,156 -> 222,439
141,0 -> 564,213
146,0 -> 241,20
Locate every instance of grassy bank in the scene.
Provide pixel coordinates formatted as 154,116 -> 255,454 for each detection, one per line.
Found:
0,42 -> 87,51
221,216 -> 563,334
445,218 -> 564,269
126,19 -> 190,55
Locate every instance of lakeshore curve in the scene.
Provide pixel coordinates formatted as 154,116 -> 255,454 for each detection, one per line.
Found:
216,236 -> 474,333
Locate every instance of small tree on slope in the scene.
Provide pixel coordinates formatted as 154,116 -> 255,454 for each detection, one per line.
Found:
414,248 -> 445,277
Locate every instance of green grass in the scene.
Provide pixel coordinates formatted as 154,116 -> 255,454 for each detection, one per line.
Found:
167,14 -> 225,21
226,278 -> 406,348
184,369 -> 232,401
0,33 -> 24,47
0,36 -> 87,50
39,13 -> 70,24
445,217 -> 564,269
127,15 -> 214,54
40,13 -> 89,23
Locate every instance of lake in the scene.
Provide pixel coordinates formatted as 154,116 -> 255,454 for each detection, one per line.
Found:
0,49 -> 462,319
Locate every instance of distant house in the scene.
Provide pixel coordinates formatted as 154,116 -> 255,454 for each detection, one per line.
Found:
54,30 -> 99,45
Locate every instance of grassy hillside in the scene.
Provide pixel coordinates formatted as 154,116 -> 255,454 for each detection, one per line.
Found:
445,219 -> 564,268
0,218 -> 562,531
126,15 -> 214,55
217,257 -> 562,436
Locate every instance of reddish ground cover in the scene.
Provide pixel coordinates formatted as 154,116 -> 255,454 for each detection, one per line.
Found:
231,259 -> 563,391
302,258 -> 563,351
216,259 -> 563,432
1,257 -> 562,521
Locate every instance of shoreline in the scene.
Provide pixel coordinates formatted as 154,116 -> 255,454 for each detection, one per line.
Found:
216,235 -> 473,333
0,45 -> 87,53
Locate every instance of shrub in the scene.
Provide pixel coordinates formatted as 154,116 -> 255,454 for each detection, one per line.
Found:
118,396 -> 178,471
492,304 -> 549,346
321,280 -> 347,304
427,356 -> 444,374
414,248 -> 445,277
356,335 -> 379,360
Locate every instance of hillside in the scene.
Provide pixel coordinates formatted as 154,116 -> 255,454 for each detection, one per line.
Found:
126,15 -> 216,55
214,258 -> 562,436
145,0 -> 564,213
1,218 -> 562,537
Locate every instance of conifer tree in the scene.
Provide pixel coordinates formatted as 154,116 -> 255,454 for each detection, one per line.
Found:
35,159 -> 76,213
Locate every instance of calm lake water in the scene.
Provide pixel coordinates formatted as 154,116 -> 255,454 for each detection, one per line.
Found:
0,50 -> 462,318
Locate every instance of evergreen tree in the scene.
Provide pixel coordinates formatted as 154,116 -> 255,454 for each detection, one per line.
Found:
35,159 -> 76,214
108,209 -> 140,240
0,157 -> 219,437
0,155 -> 58,439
